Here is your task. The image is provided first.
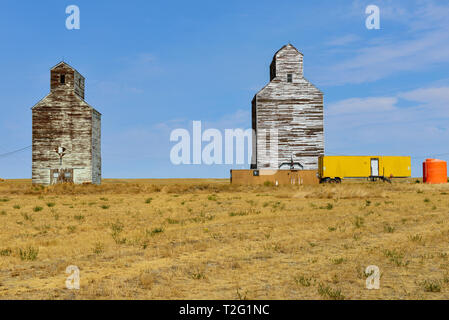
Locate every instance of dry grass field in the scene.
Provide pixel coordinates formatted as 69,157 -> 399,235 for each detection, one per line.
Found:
1,178 -> 449,300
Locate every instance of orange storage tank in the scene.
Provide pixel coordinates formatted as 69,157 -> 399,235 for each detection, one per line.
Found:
423,159 -> 447,184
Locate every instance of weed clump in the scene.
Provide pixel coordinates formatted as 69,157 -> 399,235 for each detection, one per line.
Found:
19,246 -> 39,261
317,284 -> 344,300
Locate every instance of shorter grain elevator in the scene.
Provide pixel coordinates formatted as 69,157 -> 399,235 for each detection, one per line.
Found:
31,62 -> 101,185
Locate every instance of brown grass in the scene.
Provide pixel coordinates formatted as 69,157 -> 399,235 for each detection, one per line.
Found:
1,178 -> 449,299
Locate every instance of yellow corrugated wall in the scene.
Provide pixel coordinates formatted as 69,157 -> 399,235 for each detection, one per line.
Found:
319,156 -> 411,179
380,156 -> 412,178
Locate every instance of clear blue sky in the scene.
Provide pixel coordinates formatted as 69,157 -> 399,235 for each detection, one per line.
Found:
1,0 -> 449,178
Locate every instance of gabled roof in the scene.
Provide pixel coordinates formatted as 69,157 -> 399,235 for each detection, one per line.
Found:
272,43 -> 303,60
31,92 -> 101,115
31,61 -> 100,113
51,61 -> 85,79
252,44 -> 322,98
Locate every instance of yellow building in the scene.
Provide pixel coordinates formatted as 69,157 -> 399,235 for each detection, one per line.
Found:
318,156 -> 411,183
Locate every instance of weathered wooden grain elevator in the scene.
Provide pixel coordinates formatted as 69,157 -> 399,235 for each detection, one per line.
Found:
31,62 -> 101,185
251,44 -> 324,170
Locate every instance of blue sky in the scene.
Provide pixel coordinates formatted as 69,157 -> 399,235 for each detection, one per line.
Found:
1,0 -> 449,178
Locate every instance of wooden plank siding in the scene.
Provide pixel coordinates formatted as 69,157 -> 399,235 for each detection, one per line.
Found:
31,62 -> 101,185
252,44 -> 324,170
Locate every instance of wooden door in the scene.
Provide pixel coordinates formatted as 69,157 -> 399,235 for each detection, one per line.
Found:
50,169 -> 74,184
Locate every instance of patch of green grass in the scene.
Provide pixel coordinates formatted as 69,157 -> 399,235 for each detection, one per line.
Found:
294,275 -> 313,287
191,270 -> 206,280
384,249 -> 409,267
354,216 -> 364,228
0,248 -> 12,256
0,198 -> 10,202
46,202 -> 55,208
207,195 -> 217,201
332,257 -> 346,265
320,203 -> 333,210
21,212 -> 33,222
229,211 -> 249,217
33,206 -> 43,212
93,242 -> 104,255
384,224 -> 395,233
424,198 -> 430,203
67,225 -> 77,233
74,214 -> 85,221
111,221 -> 124,234
308,241 -> 317,248
145,198 -> 153,204
0,210 -> 6,216
272,201 -> 285,210
110,221 -> 126,244
318,284 -> 345,300
147,227 -> 164,236
409,234 -> 423,243
166,218 -> 180,224
101,205 -> 110,210
13,205 -> 20,209
421,280 -> 441,292
19,246 -> 39,261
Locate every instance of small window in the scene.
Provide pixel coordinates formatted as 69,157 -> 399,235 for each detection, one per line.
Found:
60,74 -> 65,84
53,172 -> 59,179
64,172 -> 72,179
287,74 -> 293,83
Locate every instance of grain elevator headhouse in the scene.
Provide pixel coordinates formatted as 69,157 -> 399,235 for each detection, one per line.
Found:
251,44 -> 324,170
31,62 -> 101,185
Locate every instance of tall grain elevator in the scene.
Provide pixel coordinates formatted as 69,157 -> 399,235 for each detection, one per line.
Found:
251,44 -> 324,170
31,62 -> 101,185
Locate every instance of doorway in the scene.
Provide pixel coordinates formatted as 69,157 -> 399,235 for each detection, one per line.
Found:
370,158 -> 379,177
50,168 -> 74,185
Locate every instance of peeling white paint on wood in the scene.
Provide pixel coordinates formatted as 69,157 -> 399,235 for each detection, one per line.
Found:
252,44 -> 324,170
32,62 -> 101,185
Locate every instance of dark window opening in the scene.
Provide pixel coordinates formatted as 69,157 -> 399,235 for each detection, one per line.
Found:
60,74 -> 65,84
287,74 -> 293,83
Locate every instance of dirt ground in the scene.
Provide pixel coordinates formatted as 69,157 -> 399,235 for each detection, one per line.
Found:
0,178 -> 448,300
